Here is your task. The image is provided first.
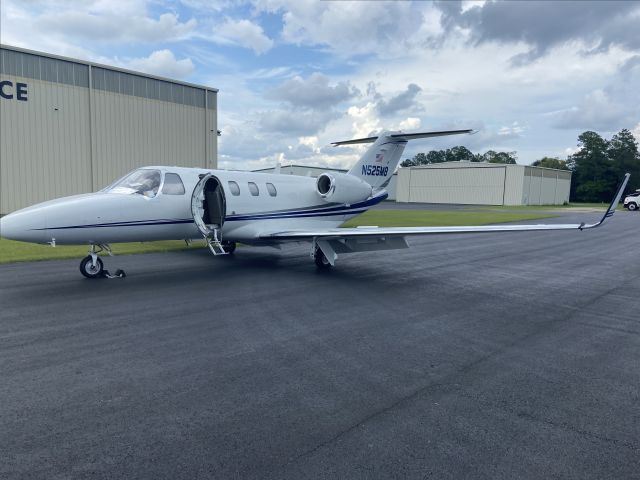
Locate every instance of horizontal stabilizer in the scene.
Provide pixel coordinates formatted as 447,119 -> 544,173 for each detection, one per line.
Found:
332,129 -> 473,146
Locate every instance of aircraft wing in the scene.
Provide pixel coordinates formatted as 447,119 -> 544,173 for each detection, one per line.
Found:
260,173 -> 630,241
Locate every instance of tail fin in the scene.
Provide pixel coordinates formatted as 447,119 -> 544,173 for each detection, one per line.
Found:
335,129 -> 472,189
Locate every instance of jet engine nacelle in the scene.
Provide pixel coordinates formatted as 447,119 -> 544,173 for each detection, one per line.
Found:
316,172 -> 373,205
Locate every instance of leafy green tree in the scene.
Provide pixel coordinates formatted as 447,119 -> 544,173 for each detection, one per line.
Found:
400,158 -> 413,167
446,146 -> 475,162
482,150 -> 517,164
400,152 -> 429,167
532,157 -> 569,170
608,128 -> 640,193
568,131 -> 616,202
426,150 -> 446,164
413,152 -> 428,165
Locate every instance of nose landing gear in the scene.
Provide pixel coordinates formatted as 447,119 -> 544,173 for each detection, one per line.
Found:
80,254 -> 104,278
80,244 -> 125,279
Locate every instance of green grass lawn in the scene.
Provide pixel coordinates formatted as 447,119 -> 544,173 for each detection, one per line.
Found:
0,209 -> 557,264
0,238 -> 207,264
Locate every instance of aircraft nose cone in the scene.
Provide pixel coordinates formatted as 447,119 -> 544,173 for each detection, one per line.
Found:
0,213 -> 18,240
0,210 -> 47,243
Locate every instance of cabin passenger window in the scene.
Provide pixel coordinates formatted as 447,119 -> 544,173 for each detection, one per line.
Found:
248,182 -> 259,196
266,183 -> 277,197
162,173 -> 185,195
228,181 -> 240,196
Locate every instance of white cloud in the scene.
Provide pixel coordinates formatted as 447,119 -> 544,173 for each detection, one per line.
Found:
257,1 -> 432,57
214,18 -> 274,55
398,118 -> 421,131
35,2 -> 196,44
632,123 -> 640,143
565,146 -> 580,156
377,83 -> 423,116
126,50 -> 195,79
498,121 -> 525,137
259,108 -> 339,136
268,73 -> 359,108
0,0 -> 197,62
551,89 -> 636,131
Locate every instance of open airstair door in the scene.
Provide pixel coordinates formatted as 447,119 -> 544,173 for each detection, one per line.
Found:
191,173 -> 227,255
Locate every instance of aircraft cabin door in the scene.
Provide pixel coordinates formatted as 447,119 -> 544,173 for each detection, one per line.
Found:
191,174 -> 228,255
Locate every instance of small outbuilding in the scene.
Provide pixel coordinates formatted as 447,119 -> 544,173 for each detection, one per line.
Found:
396,162 -> 571,206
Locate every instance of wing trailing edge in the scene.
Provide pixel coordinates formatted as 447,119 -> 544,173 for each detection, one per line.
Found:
260,174 -> 630,241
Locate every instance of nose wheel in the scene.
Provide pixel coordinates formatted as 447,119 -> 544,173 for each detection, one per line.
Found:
80,255 -> 104,278
79,244 -> 124,279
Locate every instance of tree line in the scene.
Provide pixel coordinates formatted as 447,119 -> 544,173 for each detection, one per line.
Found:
399,128 -> 640,202
400,146 -> 517,167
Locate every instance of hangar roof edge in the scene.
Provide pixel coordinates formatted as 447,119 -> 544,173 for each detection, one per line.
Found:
0,43 -> 218,93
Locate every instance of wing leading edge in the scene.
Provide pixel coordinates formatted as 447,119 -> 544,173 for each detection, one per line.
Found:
260,174 -> 630,241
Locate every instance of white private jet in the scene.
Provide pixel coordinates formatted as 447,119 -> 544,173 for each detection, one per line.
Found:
0,129 -> 630,278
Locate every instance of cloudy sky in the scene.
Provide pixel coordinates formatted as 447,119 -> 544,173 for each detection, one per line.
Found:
2,0 -> 639,170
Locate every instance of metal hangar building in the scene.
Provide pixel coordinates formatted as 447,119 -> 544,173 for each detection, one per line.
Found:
0,44 -> 218,215
397,162 -> 572,206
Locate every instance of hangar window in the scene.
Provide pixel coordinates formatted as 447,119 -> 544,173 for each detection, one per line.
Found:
162,173 -> 185,195
228,181 -> 240,196
266,183 -> 277,197
107,169 -> 162,198
248,182 -> 259,196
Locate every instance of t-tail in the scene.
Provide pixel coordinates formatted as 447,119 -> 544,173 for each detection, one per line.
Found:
333,129 -> 473,190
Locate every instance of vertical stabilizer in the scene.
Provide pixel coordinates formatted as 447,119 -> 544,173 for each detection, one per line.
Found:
345,132 -> 407,189
333,129 -> 473,190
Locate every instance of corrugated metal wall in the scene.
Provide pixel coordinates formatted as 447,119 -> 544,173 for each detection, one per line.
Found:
1,76 -> 92,212
91,91 -> 209,189
398,165 -> 507,205
503,165 -> 524,205
0,45 -> 217,214
523,167 -> 571,205
397,163 -> 572,205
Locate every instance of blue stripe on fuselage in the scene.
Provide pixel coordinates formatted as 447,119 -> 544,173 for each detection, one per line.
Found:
36,192 -> 388,230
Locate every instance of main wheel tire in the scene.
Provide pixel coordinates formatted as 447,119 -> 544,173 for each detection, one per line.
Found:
314,247 -> 332,269
628,202 -> 638,211
222,241 -> 237,254
80,256 -> 104,278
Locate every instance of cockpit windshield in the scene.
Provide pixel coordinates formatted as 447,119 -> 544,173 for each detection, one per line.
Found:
107,169 -> 162,198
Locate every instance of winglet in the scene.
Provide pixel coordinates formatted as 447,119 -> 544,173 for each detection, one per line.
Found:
582,173 -> 630,229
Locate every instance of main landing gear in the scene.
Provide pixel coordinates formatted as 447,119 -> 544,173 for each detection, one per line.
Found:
314,246 -> 332,269
221,240 -> 237,254
80,244 -> 125,279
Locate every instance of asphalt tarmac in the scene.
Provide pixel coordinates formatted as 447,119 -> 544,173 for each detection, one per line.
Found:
1,210 -> 639,479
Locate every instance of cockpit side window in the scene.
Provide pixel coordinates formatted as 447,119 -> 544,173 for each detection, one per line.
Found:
162,173 -> 185,195
107,169 -> 162,198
